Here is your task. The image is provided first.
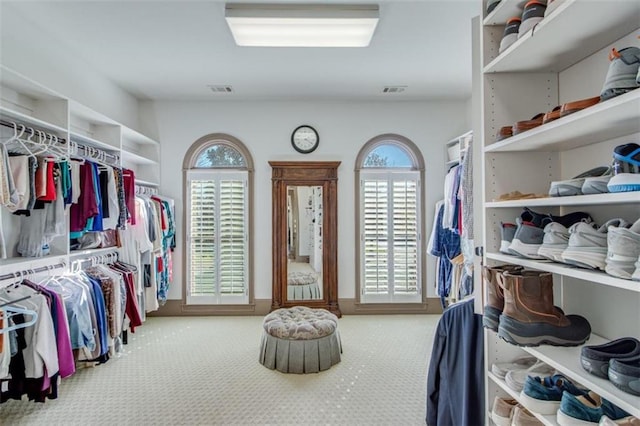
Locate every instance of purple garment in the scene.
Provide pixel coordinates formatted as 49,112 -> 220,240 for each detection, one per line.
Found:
70,163 -> 99,232
49,290 -> 76,378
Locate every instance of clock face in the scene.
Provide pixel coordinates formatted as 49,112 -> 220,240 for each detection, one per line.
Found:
292,125 -> 319,154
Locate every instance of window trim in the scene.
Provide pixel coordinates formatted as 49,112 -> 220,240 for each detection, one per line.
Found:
354,134 -> 426,305
182,134 -> 255,313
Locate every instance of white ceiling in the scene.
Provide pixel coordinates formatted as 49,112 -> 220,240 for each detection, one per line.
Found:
1,0 -> 480,102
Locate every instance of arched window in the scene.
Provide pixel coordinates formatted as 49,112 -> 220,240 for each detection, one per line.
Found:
355,134 -> 425,304
183,134 -> 253,306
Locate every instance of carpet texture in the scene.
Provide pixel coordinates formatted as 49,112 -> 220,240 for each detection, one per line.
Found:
0,314 -> 439,425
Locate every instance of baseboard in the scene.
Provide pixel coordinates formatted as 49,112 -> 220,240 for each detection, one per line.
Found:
148,298 -> 443,316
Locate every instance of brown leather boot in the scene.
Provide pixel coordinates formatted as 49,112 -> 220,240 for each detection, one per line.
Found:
482,264 -> 523,331
497,270 -> 591,347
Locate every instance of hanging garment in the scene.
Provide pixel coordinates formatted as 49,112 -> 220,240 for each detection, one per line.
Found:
0,144 -> 18,207
7,155 -> 30,212
429,204 -> 461,308
426,298 -> 484,426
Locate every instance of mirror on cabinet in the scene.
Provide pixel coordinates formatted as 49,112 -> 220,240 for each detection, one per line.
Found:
270,161 -> 341,317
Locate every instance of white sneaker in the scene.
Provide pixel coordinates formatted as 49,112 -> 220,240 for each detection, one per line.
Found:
538,222 -> 570,262
632,255 -> 640,281
562,219 -> 629,270
606,218 -> 640,279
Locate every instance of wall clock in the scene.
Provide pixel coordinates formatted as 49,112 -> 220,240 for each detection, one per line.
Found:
291,125 -> 319,154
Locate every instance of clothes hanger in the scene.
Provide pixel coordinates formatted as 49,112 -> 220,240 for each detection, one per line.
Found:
0,304 -> 38,334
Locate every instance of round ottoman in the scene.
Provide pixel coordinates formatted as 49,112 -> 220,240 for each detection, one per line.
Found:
287,271 -> 320,300
259,306 -> 341,373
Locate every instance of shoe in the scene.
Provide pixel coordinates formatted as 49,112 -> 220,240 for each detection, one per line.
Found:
491,356 -> 538,379
601,47 -> 640,102
582,173 -> 613,195
500,222 -> 517,253
491,396 -> 518,426
512,405 -> 544,426
518,0 -> 546,39
560,96 -> 601,117
487,0 -> 502,14
483,264 -> 524,331
600,415 -> 640,426
581,337 -> 640,379
549,166 -> 611,197
542,105 -> 562,124
505,360 -> 556,393
605,218 -> 640,279
607,173 -> 640,193
538,222 -> 571,262
557,391 -> 631,425
520,374 -> 586,415
498,270 -> 591,347
499,17 -> 522,53
609,354 -> 640,396
613,143 -> 640,175
513,113 -> 545,135
538,212 -> 593,261
562,219 -> 630,270
497,125 -> 514,141
509,217 -> 546,259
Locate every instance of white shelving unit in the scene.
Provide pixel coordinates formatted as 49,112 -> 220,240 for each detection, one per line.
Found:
478,0 -> 640,422
0,65 -> 160,273
445,130 -> 473,167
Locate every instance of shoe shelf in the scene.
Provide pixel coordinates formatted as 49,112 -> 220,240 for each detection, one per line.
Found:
485,192 -> 639,208
522,334 -> 640,418
486,252 -> 640,293
484,90 -> 640,154
483,0 -> 640,74
487,371 -> 558,426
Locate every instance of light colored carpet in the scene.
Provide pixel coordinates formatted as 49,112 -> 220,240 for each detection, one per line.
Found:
1,314 -> 439,425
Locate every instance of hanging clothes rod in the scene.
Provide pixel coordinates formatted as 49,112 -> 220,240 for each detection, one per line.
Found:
0,118 -> 68,144
0,261 -> 66,282
135,184 -> 158,195
70,140 -> 120,166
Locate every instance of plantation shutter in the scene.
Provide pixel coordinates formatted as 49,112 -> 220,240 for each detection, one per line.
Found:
360,171 -> 421,303
187,170 -> 248,304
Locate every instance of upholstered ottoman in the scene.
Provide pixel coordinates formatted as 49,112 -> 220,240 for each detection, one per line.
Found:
287,271 -> 320,300
259,306 -> 341,373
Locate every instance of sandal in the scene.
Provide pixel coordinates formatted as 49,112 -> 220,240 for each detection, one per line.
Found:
542,105 -> 561,124
513,112 -> 545,135
560,95 -> 600,117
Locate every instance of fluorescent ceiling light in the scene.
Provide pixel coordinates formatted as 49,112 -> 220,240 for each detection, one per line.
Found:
225,3 -> 379,47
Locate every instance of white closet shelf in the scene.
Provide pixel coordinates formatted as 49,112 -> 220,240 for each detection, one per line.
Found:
0,65 -> 64,101
121,126 -> 159,146
522,334 -> 640,418
0,106 -> 68,134
487,371 -> 557,426
486,253 -> 640,292
484,90 -> 640,153
69,131 -> 120,152
0,253 -> 68,271
483,0 -> 525,26
121,150 -> 158,165
483,0 -> 640,73
485,192 -> 639,208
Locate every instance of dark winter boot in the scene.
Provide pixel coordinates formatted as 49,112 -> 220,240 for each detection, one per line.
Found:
497,270 -> 591,347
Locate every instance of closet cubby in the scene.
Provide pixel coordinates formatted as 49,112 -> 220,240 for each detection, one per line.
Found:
0,66 -> 161,273
478,0 -> 640,422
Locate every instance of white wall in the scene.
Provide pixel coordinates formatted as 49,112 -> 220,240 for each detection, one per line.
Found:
143,100 -> 470,301
0,3 -> 141,131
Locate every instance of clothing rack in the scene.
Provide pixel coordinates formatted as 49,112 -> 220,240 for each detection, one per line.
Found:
0,118 -> 68,144
69,140 -> 120,167
135,184 -> 158,195
70,250 -> 119,272
0,261 -> 66,282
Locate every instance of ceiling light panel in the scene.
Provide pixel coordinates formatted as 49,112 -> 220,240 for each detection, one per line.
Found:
225,3 -> 379,47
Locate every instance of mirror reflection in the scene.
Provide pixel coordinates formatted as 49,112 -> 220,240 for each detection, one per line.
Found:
286,185 -> 323,301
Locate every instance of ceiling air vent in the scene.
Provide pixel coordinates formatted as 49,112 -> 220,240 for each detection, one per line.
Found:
382,86 -> 407,94
208,85 -> 234,94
